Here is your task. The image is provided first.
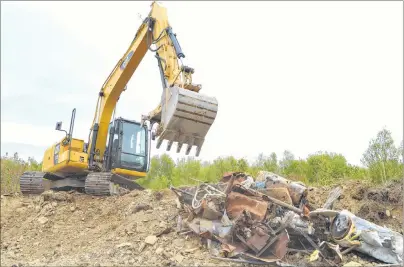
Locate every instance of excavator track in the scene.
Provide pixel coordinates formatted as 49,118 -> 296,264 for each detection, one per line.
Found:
85,172 -> 144,196
84,172 -> 116,196
20,171 -> 45,195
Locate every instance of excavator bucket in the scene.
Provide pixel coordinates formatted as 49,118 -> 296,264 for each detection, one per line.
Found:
157,86 -> 218,157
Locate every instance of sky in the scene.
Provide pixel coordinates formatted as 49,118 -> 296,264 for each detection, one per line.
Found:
1,1 -> 403,166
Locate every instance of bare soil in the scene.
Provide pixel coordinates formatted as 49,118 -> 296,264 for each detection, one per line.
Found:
306,178 -> 403,233
1,179 -> 403,267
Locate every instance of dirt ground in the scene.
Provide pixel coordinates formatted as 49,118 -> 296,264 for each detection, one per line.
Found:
1,179 -> 403,267
306,178 -> 403,233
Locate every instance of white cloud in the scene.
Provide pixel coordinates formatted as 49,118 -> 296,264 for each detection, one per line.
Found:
1,121 -> 62,147
1,114 -> 95,148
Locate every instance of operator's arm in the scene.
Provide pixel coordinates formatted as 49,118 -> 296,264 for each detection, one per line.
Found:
87,2 -> 198,166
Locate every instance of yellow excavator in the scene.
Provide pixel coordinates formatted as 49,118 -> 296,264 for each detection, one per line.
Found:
19,1 -> 218,196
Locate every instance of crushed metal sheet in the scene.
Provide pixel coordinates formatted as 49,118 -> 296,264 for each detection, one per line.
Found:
236,185 -> 304,214
170,171 -> 404,266
257,187 -> 293,206
332,210 -> 403,265
226,191 -> 268,221
258,229 -> 290,259
256,171 -> 308,205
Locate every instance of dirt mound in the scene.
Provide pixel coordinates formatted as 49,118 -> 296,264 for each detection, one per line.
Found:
1,189 -> 234,267
306,178 -> 403,233
1,179 -> 403,266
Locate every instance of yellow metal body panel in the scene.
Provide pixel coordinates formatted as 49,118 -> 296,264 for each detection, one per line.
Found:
112,168 -> 147,179
41,137 -> 88,175
87,2 -> 190,162
41,136 -> 145,179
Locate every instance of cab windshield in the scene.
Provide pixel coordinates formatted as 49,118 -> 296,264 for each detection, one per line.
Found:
120,121 -> 147,170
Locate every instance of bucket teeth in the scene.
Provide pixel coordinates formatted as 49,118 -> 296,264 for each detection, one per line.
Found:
195,147 -> 201,157
185,137 -> 194,156
156,136 -> 204,156
176,143 -> 183,153
166,140 -> 173,151
185,144 -> 192,156
195,139 -> 204,157
156,85 -> 218,157
176,134 -> 186,154
156,137 -> 164,149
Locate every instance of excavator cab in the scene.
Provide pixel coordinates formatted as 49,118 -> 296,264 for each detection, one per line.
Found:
103,118 -> 150,177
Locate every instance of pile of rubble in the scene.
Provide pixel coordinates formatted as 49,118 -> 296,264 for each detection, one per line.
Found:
170,171 -> 403,266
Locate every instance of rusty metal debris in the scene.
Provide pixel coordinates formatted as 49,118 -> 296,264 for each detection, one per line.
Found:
226,191 -> 268,221
170,171 -> 404,266
255,171 -> 308,205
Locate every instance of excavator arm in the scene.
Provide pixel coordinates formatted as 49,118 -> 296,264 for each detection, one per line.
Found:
87,2 -> 218,168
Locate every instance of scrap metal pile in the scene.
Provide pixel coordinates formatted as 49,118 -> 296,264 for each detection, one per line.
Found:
170,171 -> 403,266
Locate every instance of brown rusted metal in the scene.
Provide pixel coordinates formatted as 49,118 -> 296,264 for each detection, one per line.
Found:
221,243 -> 236,255
258,188 -> 293,205
221,172 -> 246,183
221,172 -> 235,183
302,205 -> 310,217
226,192 -> 268,221
241,230 -> 290,261
264,173 -> 308,205
222,172 -> 249,195
234,185 -> 303,215
256,234 -> 281,257
222,172 -> 248,185
270,230 -> 289,259
224,175 -> 236,195
268,183 -> 300,203
246,233 -> 271,252
170,175 -> 310,264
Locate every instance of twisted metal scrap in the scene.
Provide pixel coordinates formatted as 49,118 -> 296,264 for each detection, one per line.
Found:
192,184 -> 226,209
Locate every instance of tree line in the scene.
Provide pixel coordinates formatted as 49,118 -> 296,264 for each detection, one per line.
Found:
136,127 -> 403,188
1,128 -> 403,194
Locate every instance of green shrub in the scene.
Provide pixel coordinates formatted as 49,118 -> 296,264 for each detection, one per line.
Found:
361,128 -> 403,183
3,127 -> 402,192
1,153 -> 42,194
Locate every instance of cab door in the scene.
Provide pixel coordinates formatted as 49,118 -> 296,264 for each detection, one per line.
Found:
104,121 -> 121,171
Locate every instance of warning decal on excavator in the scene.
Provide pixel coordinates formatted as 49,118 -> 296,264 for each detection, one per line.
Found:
120,51 -> 134,70
54,143 -> 60,165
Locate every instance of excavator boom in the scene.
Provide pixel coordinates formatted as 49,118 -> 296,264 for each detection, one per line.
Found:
87,1 -> 218,167
19,1 -> 218,197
